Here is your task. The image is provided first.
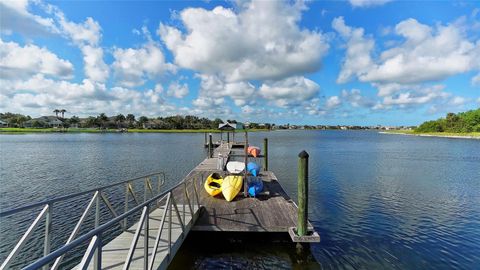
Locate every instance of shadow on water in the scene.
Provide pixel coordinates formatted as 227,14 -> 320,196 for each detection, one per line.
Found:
169,232 -> 320,270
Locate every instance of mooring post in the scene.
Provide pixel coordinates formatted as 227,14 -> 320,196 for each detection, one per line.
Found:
209,133 -> 213,158
244,130 -> 249,197
227,132 -> 230,144
297,150 -> 309,237
263,138 -> 268,171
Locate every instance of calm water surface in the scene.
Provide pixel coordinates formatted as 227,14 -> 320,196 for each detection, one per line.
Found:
1,131 -> 479,269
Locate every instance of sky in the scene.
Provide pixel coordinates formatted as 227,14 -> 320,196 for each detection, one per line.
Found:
0,0 -> 479,126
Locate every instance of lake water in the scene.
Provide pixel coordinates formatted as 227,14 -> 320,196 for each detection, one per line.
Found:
1,131 -> 479,269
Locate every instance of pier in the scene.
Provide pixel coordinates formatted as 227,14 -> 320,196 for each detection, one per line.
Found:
1,136 -> 319,270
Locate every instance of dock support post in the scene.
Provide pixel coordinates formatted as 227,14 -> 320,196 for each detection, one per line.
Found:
227,132 -> 230,143
297,150 -> 309,237
263,138 -> 268,171
208,133 -> 213,158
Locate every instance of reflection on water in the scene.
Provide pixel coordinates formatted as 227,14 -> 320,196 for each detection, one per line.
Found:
1,131 -> 479,269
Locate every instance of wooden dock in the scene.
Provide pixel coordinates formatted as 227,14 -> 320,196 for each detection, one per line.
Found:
77,141 -> 315,269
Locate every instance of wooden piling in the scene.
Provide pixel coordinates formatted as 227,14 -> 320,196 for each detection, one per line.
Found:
263,138 -> 268,171
243,130 -> 249,197
227,132 -> 230,143
297,150 -> 309,236
208,133 -> 213,158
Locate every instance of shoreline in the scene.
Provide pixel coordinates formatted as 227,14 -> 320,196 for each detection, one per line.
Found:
379,131 -> 480,140
0,128 -> 270,134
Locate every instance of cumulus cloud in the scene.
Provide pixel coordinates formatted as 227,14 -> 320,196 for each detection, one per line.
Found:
167,81 -> 189,98
334,17 -> 480,85
349,0 -> 392,8
0,0 -> 58,36
159,0 -> 329,82
259,76 -> 319,107
53,9 -> 109,82
112,42 -> 176,87
326,96 -> 341,109
332,17 -> 375,83
0,39 -> 73,79
341,89 -> 375,108
194,75 -> 256,107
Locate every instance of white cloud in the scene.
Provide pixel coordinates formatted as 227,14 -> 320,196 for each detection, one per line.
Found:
54,9 -> 109,82
0,0 -> 58,36
259,76 -> 319,107
0,39 -> 74,79
326,96 -> 341,109
335,17 -> 480,85
112,42 -> 175,87
341,89 -> 375,108
381,85 -> 449,107
159,0 -> 329,82
332,17 -> 374,83
349,0 -> 391,8
195,75 -> 256,106
167,81 -> 189,98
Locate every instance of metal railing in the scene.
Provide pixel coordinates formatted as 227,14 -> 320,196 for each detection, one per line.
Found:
0,171 -> 194,270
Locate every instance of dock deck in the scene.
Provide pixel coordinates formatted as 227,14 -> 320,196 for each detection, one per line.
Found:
76,141 -> 314,269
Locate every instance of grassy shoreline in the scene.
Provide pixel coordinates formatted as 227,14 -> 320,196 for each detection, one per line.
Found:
380,130 -> 480,139
0,127 -> 270,134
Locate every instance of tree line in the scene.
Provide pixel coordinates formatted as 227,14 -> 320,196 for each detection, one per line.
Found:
0,112 -> 273,130
416,109 -> 480,133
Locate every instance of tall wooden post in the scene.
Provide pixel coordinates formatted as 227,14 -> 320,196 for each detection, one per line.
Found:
297,150 -> 309,236
263,138 -> 268,171
208,133 -> 213,158
243,130 -> 248,197
227,132 -> 230,143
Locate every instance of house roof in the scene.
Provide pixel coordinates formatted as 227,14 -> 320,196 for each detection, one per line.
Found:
218,122 -> 244,130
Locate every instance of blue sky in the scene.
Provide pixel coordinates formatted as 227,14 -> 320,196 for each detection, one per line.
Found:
1,0 -> 479,126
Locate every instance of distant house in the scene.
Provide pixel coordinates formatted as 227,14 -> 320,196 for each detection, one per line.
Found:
143,119 -> 166,129
218,122 -> 244,130
0,120 -> 8,127
24,116 -> 63,128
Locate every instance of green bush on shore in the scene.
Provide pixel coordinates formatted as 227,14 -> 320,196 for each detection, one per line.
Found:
415,109 -> 480,133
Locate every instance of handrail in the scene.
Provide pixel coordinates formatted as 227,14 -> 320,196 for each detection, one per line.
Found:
21,173 -> 198,270
0,171 -> 166,217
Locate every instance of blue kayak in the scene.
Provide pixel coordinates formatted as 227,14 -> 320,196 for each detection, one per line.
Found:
248,176 -> 264,197
247,162 -> 260,176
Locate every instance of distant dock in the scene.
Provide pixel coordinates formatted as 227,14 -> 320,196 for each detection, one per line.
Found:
1,135 -> 319,270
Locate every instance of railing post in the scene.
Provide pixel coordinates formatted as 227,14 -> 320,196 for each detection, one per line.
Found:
94,190 -> 100,267
183,183 -> 186,224
227,132 -> 230,143
144,204 -> 149,270
144,178 -> 148,202
95,233 -> 102,270
168,196 -> 172,260
208,133 -> 213,158
297,151 -> 309,236
43,203 -> 52,270
263,138 -> 268,171
124,183 -> 129,230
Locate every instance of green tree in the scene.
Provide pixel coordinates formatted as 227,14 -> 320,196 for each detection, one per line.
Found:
126,114 -> 135,128
97,113 -> 109,129
138,116 -> 149,128
115,114 -> 126,128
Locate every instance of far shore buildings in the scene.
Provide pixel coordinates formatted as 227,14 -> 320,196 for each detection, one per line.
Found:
23,116 -> 64,128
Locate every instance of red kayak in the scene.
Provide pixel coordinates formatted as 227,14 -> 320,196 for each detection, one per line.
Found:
247,146 -> 261,157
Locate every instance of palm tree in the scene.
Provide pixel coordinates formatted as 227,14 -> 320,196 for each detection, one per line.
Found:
97,113 -> 108,129
126,114 -> 135,128
60,109 -> 66,119
53,109 -> 59,118
115,114 -> 126,128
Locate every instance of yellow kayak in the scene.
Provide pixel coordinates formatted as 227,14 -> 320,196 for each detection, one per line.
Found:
222,175 -> 243,202
204,173 -> 223,196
